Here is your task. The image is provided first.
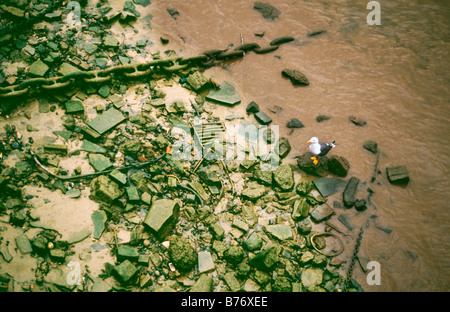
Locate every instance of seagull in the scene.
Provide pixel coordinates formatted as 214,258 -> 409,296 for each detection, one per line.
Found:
307,137 -> 336,165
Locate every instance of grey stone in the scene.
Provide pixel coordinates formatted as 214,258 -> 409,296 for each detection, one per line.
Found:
114,260 -> 138,284
190,274 -> 212,292
282,69 -> 310,86
87,108 -> 126,135
338,214 -> 354,231
297,152 -> 329,177
89,154 -> 112,172
242,181 -> 266,201
90,175 -> 123,204
81,140 -> 106,154
355,199 -> 367,211
15,234 -> 33,254
224,272 -> 241,292
328,155 -> 350,177
253,168 -> 273,185
292,198 -> 310,221
273,164 -> 294,191
243,232 -> 263,251
98,85 -> 111,98
28,60 -> 49,77
249,246 -> 279,272
92,210 -> 107,239
313,177 -> 347,197
188,181 -> 209,202
265,224 -> 293,241
117,246 -> 139,262
198,251 -> 215,273
286,118 -> 304,129
143,199 -> 180,239
297,218 -> 312,234
343,177 -> 360,208
363,140 -> 378,154
386,166 -> 409,185
310,204 -> 335,223
254,111 -> 272,125
301,268 -> 323,289
186,71 -> 210,91
49,248 -> 66,262
58,63 -> 79,76
206,82 -> 241,106
246,101 -> 260,114
253,2 -> 280,20
278,137 -> 291,158
103,34 -> 119,48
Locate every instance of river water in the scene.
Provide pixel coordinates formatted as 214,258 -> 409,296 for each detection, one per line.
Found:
147,0 -> 450,291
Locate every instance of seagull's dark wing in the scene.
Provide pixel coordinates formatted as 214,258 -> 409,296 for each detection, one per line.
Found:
318,142 -> 334,156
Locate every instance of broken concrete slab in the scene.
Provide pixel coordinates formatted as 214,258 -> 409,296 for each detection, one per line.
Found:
87,108 -> 126,135
143,199 -> 180,240
28,60 -> 49,77
343,177 -> 360,208
206,82 -> 241,106
310,204 -> 335,223
15,234 -> 33,254
265,224 -> 293,241
254,111 -> 272,125
81,140 -> 107,154
89,154 -> 113,172
198,251 -> 215,274
92,210 -> 107,240
90,175 -> 123,204
114,260 -> 138,285
313,177 -> 347,197
65,100 -> 84,114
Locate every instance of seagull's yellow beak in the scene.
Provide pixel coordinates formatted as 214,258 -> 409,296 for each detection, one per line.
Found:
306,140 -> 311,144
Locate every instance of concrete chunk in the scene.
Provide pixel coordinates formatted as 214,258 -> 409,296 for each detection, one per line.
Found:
143,199 -> 180,239
87,108 -> 125,135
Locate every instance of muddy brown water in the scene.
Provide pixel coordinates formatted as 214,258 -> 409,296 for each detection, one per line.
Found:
1,0 -> 449,292
148,0 -> 450,291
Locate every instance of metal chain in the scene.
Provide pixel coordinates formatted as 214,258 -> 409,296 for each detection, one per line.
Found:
0,36 -> 294,103
343,225 -> 365,291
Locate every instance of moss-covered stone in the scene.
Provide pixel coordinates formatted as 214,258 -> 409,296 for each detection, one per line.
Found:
168,236 -> 196,272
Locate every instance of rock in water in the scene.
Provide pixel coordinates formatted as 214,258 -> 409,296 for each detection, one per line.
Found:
386,166 -> 409,185
343,177 -> 360,208
278,137 -> 291,158
363,140 -> 378,154
328,155 -> 350,177
253,2 -> 280,20
282,69 -> 310,86
297,152 -> 329,177
254,111 -> 272,125
286,118 -> 304,129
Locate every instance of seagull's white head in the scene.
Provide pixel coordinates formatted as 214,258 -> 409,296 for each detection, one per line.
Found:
307,137 -> 319,144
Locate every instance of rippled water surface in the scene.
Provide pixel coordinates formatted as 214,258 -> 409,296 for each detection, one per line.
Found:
148,0 -> 450,291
